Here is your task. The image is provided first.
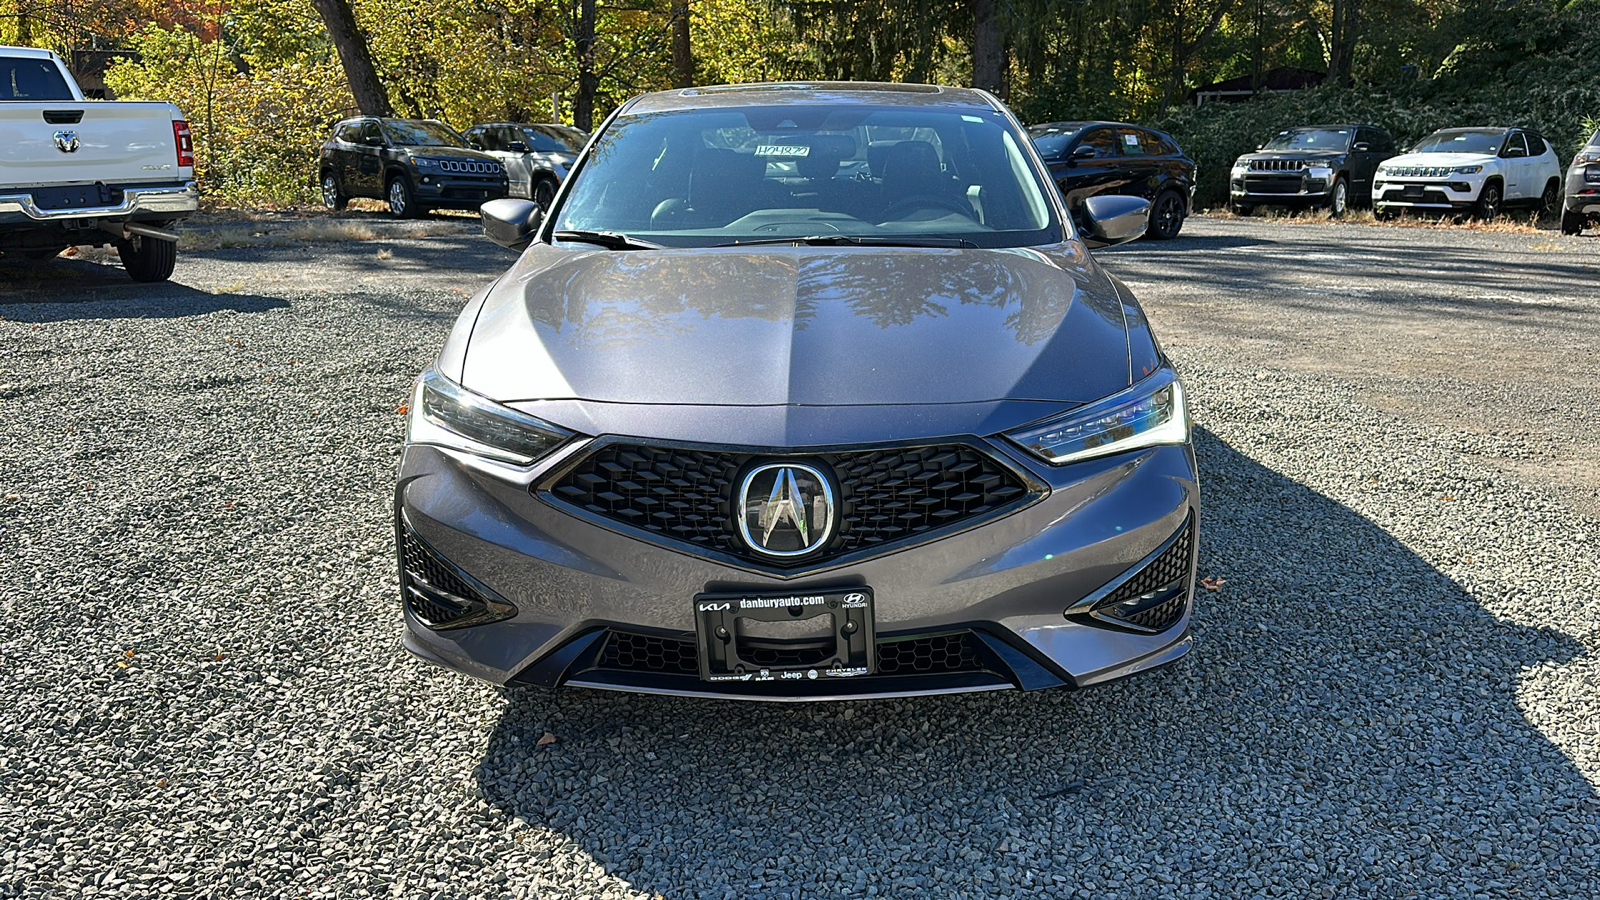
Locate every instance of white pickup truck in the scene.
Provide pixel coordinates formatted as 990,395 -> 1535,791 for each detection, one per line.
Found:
1,46 -> 197,281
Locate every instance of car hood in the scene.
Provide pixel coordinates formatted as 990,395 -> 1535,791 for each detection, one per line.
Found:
1240,149 -> 1346,161
1381,151 -> 1494,168
460,243 -> 1133,411
408,146 -> 497,161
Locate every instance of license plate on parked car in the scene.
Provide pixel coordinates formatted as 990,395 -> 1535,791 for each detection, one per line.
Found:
1403,185 -> 1425,199
693,588 -> 875,683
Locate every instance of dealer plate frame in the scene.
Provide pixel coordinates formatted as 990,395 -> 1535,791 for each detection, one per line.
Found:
693,587 -> 875,684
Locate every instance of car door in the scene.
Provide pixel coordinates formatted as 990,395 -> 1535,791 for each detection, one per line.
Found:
1499,132 -> 1530,200
1115,127 -> 1159,200
497,126 -> 535,199
355,120 -> 386,197
1349,128 -> 1386,200
329,123 -> 358,188
1057,126 -> 1121,211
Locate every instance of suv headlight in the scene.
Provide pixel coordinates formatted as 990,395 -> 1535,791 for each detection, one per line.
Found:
1452,165 -> 1483,175
407,368 -> 572,465
1231,160 -> 1249,173
412,157 -> 438,169
1004,369 -> 1189,466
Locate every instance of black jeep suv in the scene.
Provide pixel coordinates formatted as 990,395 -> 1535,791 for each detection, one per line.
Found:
1229,124 -> 1396,216
318,117 -> 508,217
1029,121 -> 1196,240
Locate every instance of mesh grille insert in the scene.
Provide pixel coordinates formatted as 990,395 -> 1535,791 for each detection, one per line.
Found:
546,442 -> 1033,568
591,631 -> 989,677
399,525 -> 512,629
1091,516 -> 1193,632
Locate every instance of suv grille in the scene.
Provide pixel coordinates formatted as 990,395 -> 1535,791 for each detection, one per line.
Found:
438,158 -> 501,175
1249,159 -> 1307,171
545,442 -> 1034,568
1385,166 -> 1452,178
1090,516 -> 1193,632
593,631 -> 989,677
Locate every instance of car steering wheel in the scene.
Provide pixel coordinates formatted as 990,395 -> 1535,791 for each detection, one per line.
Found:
881,196 -> 973,221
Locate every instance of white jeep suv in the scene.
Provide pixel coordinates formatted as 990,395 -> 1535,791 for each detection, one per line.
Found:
1373,127 -> 1562,220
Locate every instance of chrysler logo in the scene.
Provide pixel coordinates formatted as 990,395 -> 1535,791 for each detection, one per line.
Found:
53,131 -> 80,153
738,463 -> 835,557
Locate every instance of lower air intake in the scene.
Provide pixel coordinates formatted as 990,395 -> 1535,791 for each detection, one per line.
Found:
1089,515 -> 1194,633
399,523 -> 515,629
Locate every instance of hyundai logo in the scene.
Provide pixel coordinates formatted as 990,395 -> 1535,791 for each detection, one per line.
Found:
53,131 -> 80,153
737,463 -> 835,557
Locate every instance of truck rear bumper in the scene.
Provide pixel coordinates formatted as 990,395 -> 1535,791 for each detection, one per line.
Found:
0,180 -> 198,228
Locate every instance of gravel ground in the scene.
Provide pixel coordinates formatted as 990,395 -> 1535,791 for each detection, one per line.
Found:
1,216 -> 1598,898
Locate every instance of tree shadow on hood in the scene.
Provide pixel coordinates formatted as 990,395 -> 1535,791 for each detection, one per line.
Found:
474,426 -> 1598,896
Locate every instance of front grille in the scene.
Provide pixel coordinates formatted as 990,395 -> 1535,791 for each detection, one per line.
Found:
1090,516 -> 1193,633
1249,159 -> 1307,171
1385,165 -> 1452,178
437,158 -> 501,175
399,525 -> 513,629
545,441 -> 1034,568
1242,176 -> 1305,194
591,630 -> 990,677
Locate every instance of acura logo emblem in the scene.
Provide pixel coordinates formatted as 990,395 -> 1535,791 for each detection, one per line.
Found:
53,131 -> 80,153
738,463 -> 835,557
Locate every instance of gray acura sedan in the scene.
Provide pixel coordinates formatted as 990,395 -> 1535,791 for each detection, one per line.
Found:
396,82 -> 1199,700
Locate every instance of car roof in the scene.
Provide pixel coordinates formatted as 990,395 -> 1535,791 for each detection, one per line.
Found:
1427,126 -> 1510,134
0,45 -> 58,60
1029,121 -> 1138,132
620,82 -> 1001,115
1279,123 -> 1381,131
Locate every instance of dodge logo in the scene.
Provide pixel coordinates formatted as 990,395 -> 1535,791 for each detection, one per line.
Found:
737,463 -> 835,557
53,131 -> 80,153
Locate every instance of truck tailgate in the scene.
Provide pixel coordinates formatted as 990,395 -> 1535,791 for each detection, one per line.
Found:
0,102 -> 185,189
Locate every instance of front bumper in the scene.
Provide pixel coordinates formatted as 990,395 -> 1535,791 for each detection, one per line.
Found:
1229,170 -> 1334,204
1372,177 -> 1483,209
0,180 -> 198,231
412,173 -> 508,209
395,436 -> 1200,701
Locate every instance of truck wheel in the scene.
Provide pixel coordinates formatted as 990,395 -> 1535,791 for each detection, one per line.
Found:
1474,181 -> 1502,221
321,172 -> 348,211
1562,209 -> 1586,235
1327,176 -> 1349,217
1145,190 -> 1186,240
117,235 -> 177,282
532,176 -> 558,212
388,176 -> 423,218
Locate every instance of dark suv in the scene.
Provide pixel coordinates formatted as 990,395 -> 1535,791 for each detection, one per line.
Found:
1029,121 -> 1195,239
1562,127 -> 1600,235
319,117 -> 508,217
1229,124 -> 1396,216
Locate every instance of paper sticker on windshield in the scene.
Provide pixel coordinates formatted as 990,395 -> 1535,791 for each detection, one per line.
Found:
1123,133 -> 1139,146
755,145 -> 810,157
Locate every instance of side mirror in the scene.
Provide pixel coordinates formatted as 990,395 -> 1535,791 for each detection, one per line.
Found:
507,141 -> 529,153
1505,147 -> 1526,158
1353,142 -> 1371,152
1068,144 -> 1096,165
481,198 -> 543,252
468,139 -> 484,150
1256,144 -> 1264,151
1078,195 -> 1149,249
363,135 -> 385,147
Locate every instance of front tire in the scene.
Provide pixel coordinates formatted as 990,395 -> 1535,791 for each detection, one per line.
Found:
388,175 -> 423,218
321,171 -> 348,211
532,176 -> 558,212
1327,176 -> 1349,217
1562,209 -> 1586,235
117,235 -> 177,283
1475,181 -> 1502,221
1145,190 -> 1186,240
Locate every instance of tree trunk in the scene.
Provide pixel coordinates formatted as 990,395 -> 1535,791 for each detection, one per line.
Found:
972,0 -> 1004,95
310,0 -> 392,116
671,0 -> 694,88
573,0 -> 598,130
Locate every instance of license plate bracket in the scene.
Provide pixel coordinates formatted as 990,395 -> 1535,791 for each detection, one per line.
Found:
693,588 -> 875,683
1403,185 -> 1425,199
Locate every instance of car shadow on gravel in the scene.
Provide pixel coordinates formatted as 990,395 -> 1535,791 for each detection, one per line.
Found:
0,260 -> 289,322
475,427 -> 1598,895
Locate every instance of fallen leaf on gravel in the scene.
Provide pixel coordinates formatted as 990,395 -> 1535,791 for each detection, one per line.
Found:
1200,576 -> 1226,591
536,732 -> 557,748
213,653 -> 225,662
123,649 -> 135,658
396,403 -> 409,415
156,778 -> 168,788
3,493 -> 18,502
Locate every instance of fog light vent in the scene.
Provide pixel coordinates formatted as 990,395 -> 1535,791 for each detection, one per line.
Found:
1087,515 -> 1193,633
399,523 -> 515,629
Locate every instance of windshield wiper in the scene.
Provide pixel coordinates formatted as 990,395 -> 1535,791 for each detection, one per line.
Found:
721,235 -> 978,248
551,229 -> 664,250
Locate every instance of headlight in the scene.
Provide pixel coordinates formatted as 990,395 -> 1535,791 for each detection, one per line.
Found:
407,368 -> 572,465
1231,160 -> 1249,172
412,157 -> 437,169
1004,369 -> 1189,466
1452,165 -> 1483,175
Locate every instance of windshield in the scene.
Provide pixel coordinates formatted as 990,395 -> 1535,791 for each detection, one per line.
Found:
522,125 -> 587,152
554,104 -> 1062,248
1028,125 -> 1082,161
1588,129 -> 1600,150
382,120 -> 466,148
1411,130 -> 1502,155
0,56 -> 73,101
1262,128 -> 1351,152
